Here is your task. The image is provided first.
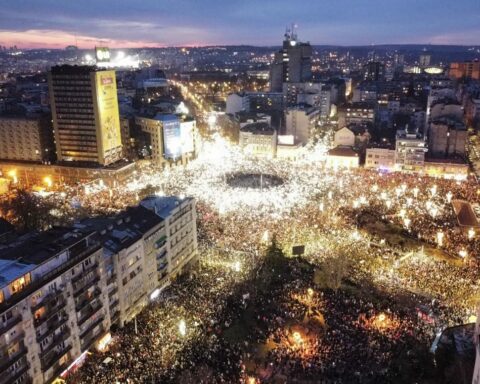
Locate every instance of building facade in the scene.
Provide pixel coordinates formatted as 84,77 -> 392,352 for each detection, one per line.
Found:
49,65 -> 123,166
0,196 -> 198,384
395,131 -> 427,171
365,147 -> 396,170
0,117 -> 54,163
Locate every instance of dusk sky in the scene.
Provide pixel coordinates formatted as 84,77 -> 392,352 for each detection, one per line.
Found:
1,0 -> 479,49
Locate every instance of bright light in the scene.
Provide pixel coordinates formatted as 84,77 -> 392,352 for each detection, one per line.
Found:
7,169 -> 17,184
96,332 -> 112,352
468,228 -> 475,240
178,319 -> 186,336
150,288 -> 160,301
292,331 -> 303,344
43,176 -> 53,188
459,249 -> 467,258
307,288 -> 314,297
436,231 -> 444,247
232,261 -> 241,272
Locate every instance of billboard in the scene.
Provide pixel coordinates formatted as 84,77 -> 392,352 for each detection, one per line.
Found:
95,71 -> 121,162
95,47 -> 111,63
160,116 -> 181,159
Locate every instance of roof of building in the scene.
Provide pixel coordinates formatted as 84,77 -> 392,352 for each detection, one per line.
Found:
50,64 -> 99,75
154,114 -> 178,123
0,259 -> 36,287
140,196 -> 190,220
0,227 -> 95,265
240,122 -> 275,134
77,205 -> 163,254
328,146 -> 358,157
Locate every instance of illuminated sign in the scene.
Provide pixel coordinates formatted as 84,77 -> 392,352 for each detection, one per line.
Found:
161,116 -> 181,159
95,47 -> 111,63
95,71 -> 121,162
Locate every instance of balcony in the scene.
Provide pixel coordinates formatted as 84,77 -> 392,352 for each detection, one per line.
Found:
77,301 -> 103,326
36,315 -> 69,343
108,286 -> 118,298
81,326 -> 105,352
0,345 -> 28,375
106,274 -> 117,286
75,288 -> 101,312
71,262 -> 98,284
73,275 -> 100,298
33,299 -> 67,328
41,329 -> 71,356
0,314 -> 22,336
41,344 -> 72,372
2,360 -> 29,384
109,299 -> 119,309
30,291 -> 63,313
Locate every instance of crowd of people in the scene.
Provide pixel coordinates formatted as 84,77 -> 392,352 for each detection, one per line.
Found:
55,136 -> 480,383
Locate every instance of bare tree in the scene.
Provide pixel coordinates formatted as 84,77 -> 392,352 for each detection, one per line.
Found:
0,189 -> 54,232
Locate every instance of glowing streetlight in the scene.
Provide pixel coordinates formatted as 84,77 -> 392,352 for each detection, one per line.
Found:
178,319 -> 186,336
307,288 -> 314,297
403,218 -> 411,229
459,249 -> 468,258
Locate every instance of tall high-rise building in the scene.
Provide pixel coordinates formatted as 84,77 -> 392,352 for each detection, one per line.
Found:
364,61 -> 385,81
48,65 -> 123,166
270,26 -> 312,92
419,53 -> 431,67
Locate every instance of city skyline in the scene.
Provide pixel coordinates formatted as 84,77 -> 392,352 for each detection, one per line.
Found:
0,0 -> 479,49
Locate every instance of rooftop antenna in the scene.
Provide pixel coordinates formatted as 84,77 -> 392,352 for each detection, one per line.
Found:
291,23 -> 298,41
284,25 -> 291,40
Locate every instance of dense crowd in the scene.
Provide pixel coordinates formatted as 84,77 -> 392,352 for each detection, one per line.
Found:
57,136 -> 480,383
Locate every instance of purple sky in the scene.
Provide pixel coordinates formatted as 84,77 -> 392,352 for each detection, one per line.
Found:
0,0 -> 479,48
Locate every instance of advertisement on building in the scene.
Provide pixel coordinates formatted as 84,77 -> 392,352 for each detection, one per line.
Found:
95,71 -> 121,159
95,46 -> 111,63
162,116 -> 181,159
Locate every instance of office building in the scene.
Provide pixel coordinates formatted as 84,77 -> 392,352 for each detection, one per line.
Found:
0,117 -> 54,162
419,54 -> 431,67
135,114 -> 196,167
270,27 -> 312,92
364,62 -> 385,81
48,65 -> 123,166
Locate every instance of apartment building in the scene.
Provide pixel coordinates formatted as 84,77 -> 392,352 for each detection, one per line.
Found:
0,196 -> 198,384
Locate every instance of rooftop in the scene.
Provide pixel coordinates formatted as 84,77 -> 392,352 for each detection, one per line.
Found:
328,146 -> 358,157
240,122 -> 275,135
141,196 -> 190,219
